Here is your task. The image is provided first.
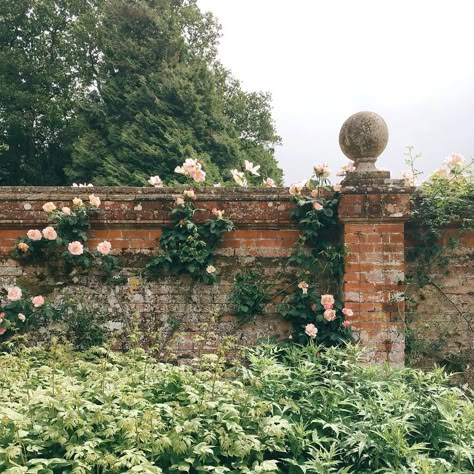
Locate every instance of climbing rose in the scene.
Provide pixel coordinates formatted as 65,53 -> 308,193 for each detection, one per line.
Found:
42,226 -> 57,240
175,196 -> 185,206
17,242 -> 29,253
342,308 -> 354,317
42,202 -> 56,213
298,281 -> 309,294
32,295 -> 44,308
0,328 -> 6,335
305,323 -> 318,338
401,170 -> 415,186
206,265 -> 216,274
313,164 -> 331,177
431,168 -> 448,179
97,241 -> 112,256
263,177 -> 276,187
336,161 -> 355,176
190,168 -> 206,183
68,241 -> 84,256
148,175 -> 163,187
289,181 -> 306,196
7,287 -> 22,301
89,194 -> 101,207
72,198 -> 83,206
18,313 -> 26,322
27,229 -> 42,241
323,309 -> 336,321
333,184 -> 342,192
321,294 -> 335,306
444,153 -> 464,168
244,160 -> 261,176
62,207 -> 71,215
183,189 -> 196,199
212,208 -> 224,219
313,202 -> 323,211
342,320 -> 352,328
323,304 -> 333,310
175,158 -> 206,183
0,312 -> 4,320
231,169 -> 247,187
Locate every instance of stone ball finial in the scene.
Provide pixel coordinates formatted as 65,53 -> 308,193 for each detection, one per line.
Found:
339,111 -> 389,172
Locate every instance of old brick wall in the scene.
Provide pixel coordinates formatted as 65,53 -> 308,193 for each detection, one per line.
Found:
405,226 -> 474,381
0,187 -> 332,360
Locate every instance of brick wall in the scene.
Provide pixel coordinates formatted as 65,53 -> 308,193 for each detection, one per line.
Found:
405,226 -> 474,382
0,186 -> 471,368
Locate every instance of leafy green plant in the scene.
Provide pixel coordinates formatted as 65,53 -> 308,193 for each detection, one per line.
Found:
146,189 -> 235,282
0,343 -> 472,472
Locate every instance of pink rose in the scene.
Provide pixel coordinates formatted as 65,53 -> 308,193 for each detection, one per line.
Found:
310,189 -> 319,198
17,242 -> 29,253
0,328 -> 6,335
323,309 -> 336,321
18,313 -> 26,322
288,334 -> 293,339
175,196 -> 185,206
206,265 -> 216,274
72,198 -> 83,206
305,323 -> 318,338
333,184 -> 342,192
190,168 -> 206,183
212,208 -> 224,219
27,229 -> 42,241
444,153 -> 464,168
42,226 -> 57,240
89,194 -> 101,207
0,312 -> 4,320
324,304 -> 333,310
42,202 -> 56,213
321,294 -> 335,306
342,320 -> 352,328
342,308 -> 354,317
97,240 -> 112,256
62,207 -> 71,215
183,189 -> 196,199
148,175 -> 163,187
298,281 -> 309,294
313,202 -> 323,211
7,286 -> 22,301
32,295 -> 45,308
263,177 -> 276,187
313,164 -> 331,177
289,181 -> 305,196
68,241 -> 84,256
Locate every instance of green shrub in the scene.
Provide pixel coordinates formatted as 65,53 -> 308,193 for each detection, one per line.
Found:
0,344 -> 472,473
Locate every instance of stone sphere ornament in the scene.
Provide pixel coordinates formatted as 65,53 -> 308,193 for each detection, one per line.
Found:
339,111 -> 389,172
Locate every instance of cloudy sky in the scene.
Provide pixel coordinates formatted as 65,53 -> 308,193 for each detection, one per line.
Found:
198,0 -> 474,184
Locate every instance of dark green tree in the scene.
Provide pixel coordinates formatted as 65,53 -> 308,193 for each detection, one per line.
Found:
0,0 -> 97,185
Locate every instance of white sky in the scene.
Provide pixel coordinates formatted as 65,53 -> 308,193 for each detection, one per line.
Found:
197,0 -> 474,184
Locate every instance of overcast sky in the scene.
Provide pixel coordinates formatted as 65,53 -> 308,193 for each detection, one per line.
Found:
198,0 -> 474,184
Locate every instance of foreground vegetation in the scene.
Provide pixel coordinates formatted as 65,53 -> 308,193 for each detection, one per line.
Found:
0,343 -> 472,473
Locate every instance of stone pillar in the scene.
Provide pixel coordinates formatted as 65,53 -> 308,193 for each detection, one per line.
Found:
338,112 -> 412,366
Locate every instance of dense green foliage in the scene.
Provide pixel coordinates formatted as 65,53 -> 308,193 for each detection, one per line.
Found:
0,0 -> 282,186
0,343 -> 472,472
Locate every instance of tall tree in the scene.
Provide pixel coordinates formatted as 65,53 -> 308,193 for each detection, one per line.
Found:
0,0 -> 96,185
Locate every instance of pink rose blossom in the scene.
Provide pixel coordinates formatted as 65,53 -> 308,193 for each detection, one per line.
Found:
313,164 -> 331,177
288,334 -> 293,339
323,309 -> 336,321
0,312 -> 4,320
321,294 -> 335,307
68,241 -> 84,256
7,286 -> 22,301
289,181 -> 305,196
42,202 -> 56,213
27,229 -> 42,241
62,207 -> 71,215
206,265 -> 216,274
175,196 -> 185,206
333,184 -> 342,192
305,323 -> 318,338
336,162 -> 354,176
444,153 -> 464,168
42,226 -> 57,241
431,168 -> 448,179
148,175 -> 163,187
263,177 -> 276,187
175,158 -> 206,183
342,308 -> 354,317
17,242 -> 29,253
0,328 -> 6,335
313,202 -> 323,211
18,313 -> 26,322
310,189 -> 319,198
298,281 -> 309,294
32,295 -> 44,307
89,194 -> 101,207
190,168 -> 206,183
231,169 -> 247,187
324,304 -> 333,310
342,320 -> 352,328
97,241 -> 112,256
72,197 -> 83,206
183,189 -> 196,199
212,208 -> 224,219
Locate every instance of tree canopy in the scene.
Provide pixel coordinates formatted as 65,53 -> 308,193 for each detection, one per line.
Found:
0,0 -> 283,186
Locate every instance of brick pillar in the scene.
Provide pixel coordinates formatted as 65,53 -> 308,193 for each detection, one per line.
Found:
339,190 -> 412,366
